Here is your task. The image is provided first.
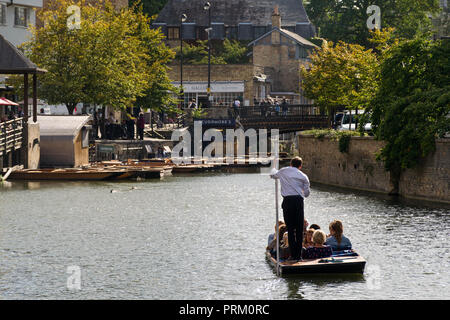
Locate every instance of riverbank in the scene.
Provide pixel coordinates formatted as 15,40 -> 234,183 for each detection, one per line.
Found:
297,134 -> 450,205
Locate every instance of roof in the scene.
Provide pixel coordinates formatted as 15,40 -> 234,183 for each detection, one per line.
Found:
38,115 -> 91,140
248,27 -> 318,48
155,0 -> 311,26
0,35 -> 47,74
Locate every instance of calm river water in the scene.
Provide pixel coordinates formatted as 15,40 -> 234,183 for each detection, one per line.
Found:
0,171 -> 449,299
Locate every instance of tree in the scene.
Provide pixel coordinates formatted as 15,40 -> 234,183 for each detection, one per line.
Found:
129,0 -> 167,17
304,0 -> 440,48
19,0 -> 173,115
300,39 -> 379,125
371,38 -> 450,192
131,3 -> 179,113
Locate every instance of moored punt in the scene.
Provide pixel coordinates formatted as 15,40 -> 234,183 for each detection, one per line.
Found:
265,250 -> 366,275
8,168 -> 122,181
172,164 -> 205,173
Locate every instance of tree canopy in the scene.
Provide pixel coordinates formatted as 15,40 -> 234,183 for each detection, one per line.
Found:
129,0 -> 168,17
173,39 -> 250,65
304,0 -> 441,47
300,37 -> 379,120
371,38 -> 450,189
18,0 -> 176,114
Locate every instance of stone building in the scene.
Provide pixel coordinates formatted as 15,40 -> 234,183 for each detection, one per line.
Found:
154,0 -> 315,43
161,2 -> 317,107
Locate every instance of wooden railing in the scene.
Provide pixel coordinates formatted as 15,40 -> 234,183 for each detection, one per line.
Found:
0,118 -> 24,156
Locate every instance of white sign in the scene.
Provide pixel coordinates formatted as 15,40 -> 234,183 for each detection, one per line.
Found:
174,82 -> 244,93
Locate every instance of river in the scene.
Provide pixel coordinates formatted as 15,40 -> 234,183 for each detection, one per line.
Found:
0,171 -> 449,299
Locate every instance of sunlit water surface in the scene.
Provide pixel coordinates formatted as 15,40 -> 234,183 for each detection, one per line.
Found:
0,172 -> 449,299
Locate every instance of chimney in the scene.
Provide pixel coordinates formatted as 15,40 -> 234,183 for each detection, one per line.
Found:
271,5 -> 281,29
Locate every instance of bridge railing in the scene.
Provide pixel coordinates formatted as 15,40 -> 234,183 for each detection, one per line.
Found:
0,118 -> 24,156
235,104 -> 323,119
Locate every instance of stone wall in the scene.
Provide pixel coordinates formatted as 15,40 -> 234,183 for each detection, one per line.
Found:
297,135 -> 450,204
253,44 -> 301,93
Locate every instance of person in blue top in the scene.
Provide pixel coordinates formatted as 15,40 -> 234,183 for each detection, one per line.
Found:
325,220 -> 352,251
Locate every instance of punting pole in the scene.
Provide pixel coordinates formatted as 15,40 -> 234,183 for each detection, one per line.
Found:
275,178 -> 280,276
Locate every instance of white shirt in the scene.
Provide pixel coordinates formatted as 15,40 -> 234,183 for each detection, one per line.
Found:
270,166 -> 310,198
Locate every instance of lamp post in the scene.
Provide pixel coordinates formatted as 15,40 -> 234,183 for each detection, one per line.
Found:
204,2 -> 211,107
180,13 -> 187,108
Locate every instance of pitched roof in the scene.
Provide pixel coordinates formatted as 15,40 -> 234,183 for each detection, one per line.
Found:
0,35 -> 46,74
248,27 -> 318,48
155,0 -> 311,26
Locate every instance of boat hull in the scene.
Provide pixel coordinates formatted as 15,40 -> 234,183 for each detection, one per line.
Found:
265,251 -> 366,275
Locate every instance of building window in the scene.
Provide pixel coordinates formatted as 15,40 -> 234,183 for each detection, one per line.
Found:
15,6 -> 30,27
0,3 -> 6,25
167,27 -> 180,40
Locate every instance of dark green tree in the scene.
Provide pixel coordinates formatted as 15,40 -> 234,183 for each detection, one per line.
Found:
304,0 -> 440,47
372,38 -> 450,193
129,0 -> 167,17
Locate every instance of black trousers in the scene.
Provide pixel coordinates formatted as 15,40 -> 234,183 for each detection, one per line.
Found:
281,195 -> 304,259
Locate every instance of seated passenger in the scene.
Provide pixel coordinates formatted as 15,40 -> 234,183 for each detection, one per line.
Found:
279,231 -> 291,260
267,224 -> 287,257
303,228 -> 315,248
267,220 -> 285,245
325,220 -> 352,251
302,230 -> 332,260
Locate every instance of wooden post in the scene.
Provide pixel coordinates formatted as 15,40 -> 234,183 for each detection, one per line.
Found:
24,74 -> 29,122
23,73 -> 29,169
33,74 -> 37,123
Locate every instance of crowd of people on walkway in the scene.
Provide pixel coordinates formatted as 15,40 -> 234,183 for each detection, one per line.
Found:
253,96 -> 290,117
268,157 -> 353,262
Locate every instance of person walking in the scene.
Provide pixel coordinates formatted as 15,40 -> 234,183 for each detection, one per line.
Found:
270,157 -> 310,261
137,113 -> 145,140
281,98 -> 288,116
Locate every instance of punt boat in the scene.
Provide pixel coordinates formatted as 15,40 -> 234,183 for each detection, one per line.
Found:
265,249 -> 366,275
8,168 -> 123,181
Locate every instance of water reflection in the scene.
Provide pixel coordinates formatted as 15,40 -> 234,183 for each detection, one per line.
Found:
0,172 -> 449,299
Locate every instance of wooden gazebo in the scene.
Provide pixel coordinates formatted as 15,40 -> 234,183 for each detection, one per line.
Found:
0,34 -> 47,169
0,34 -> 47,122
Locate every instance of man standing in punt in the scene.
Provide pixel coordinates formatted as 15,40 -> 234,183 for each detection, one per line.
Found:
271,157 -> 310,261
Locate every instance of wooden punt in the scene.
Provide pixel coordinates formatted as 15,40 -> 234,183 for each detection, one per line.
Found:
265,250 -> 366,275
172,164 -> 204,173
8,168 -> 120,181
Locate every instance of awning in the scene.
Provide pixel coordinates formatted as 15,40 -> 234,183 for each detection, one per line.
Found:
0,97 -> 19,106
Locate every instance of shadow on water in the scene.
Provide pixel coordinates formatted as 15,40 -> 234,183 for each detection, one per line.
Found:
284,273 -> 365,300
311,181 -> 450,210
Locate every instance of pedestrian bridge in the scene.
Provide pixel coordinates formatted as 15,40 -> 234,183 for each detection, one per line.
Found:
186,105 -> 330,133
236,105 -> 329,133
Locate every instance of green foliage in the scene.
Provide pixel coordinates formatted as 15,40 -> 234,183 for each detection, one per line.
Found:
372,38 -> 450,181
16,0 -> 175,114
338,133 -> 352,153
191,107 -> 207,118
174,40 -> 249,65
301,129 -> 364,139
305,0 -> 440,48
221,39 -> 250,64
129,0 -> 167,17
300,39 -> 379,120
